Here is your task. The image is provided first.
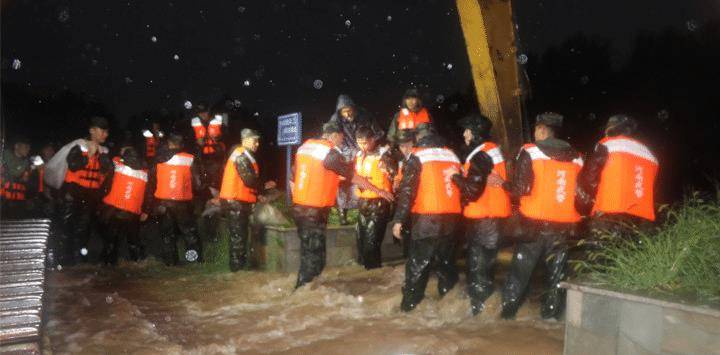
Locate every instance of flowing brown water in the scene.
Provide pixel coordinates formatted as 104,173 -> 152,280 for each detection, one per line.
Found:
44,261 -> 563,354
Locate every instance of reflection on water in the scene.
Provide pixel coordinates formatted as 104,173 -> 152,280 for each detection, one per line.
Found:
45,260 -> 563,354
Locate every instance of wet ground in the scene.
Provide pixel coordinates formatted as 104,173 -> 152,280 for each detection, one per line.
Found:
44,258 -> 564,354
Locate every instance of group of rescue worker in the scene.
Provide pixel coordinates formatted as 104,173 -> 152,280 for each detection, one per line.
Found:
289,94 -> 658,320
1,88 -> 658,320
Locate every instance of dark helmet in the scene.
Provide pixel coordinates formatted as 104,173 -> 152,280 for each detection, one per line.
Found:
605,114 -> 638,137
194,101 -> 210,114
458,114 -> 493,140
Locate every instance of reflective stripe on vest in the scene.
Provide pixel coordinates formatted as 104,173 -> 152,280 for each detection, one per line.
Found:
519,144 -> 582,223
154,152 -> 194,200
397,108 -> 431,130
292,139 -> 340,208
63,143 -> 108,189
219,147 -> 259,202
103,161 -> 147,214
462,142 -> 511,218
1,181 -> 27,201
354,148 -> 392,199
411,147 -> 462,214
192,116 -> 223,155
593,136 -> 658,221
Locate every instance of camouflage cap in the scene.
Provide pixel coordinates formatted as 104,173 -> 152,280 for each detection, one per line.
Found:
535,112 -> 564,129
241,128 -> 260,139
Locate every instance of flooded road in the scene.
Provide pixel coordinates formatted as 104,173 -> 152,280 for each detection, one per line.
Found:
45,260 -> 564,354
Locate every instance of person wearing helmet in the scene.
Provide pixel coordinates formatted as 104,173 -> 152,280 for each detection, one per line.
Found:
452,114 -> 512,315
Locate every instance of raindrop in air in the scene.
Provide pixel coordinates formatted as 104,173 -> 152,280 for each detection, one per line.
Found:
185,249 -> 198,262
233,99 -> 242,108
105,296 -> 113,304
11,59 -> 21,70
435,94 -> 445,104
58,8 -> 70,23
124,77 -> 133,84
345,19 -> 352,28
238,6 -> 246,13
517,54 -> 528,65
313,79 -> 324,89
657,109 -> 670,122
80,248 -> 88,256
57,264 -> 63,271
253,112 -> 259,116
580,75 -> 590,85
686,19 -> 698,32
151,36 -> 157,42
243,79 -> 251,87
446,63 -> 453,70
173,54 -> 180,61
386,15 -> 393,22
184,101 -> 193,110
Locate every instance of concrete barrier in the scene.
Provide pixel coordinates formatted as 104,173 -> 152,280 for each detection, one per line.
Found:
562,282 -> 720,355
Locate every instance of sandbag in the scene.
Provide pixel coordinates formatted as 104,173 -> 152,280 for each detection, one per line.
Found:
43,138 -> 85,189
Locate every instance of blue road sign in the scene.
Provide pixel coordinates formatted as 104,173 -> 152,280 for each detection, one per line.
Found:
277,112 -> 302,146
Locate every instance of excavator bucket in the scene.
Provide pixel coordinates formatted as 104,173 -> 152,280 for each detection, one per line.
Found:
456,0 -> 526,154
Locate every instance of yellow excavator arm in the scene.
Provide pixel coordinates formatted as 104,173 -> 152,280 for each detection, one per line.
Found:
456,0 -> 525,154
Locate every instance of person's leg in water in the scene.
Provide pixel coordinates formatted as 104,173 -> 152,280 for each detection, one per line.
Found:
466,218 -> 500,315
174,201 -> 202,263
357,199 -> 390,269
501,222 -> 544,319
539,228 -> 570,320
224,201 -> 251,271
434,234 -> 458,298
293,206 -> 329,289
156,202 -> 179,266
401,236 -> 438,312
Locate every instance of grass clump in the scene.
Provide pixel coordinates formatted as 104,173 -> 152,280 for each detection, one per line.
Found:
576,196 -> 720,305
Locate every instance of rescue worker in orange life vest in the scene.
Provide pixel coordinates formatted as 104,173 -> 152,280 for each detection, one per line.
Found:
451,114 -> 512,315
493,112 -> 584,320
142,119 -> 164,163
353,126 -> 397,269
576,114 -> 658,237
144,133 -> 203,265
1,136 -> 33,218
98,146 -> 148,265
292,121 -> 394,289
391,124 -> 462,312
386,87 -> 432,145
60,116 -> 113,265
190,102 -> 225,200
216,128 -> 276,272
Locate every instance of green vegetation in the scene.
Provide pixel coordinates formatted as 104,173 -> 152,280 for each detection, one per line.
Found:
575,196 -> 720,304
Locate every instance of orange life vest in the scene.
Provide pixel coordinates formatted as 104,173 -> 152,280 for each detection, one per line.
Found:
397,108 -> 431,130
64,143 -> 108,189
292,139 -> 341,208
462,142 -> 512,219
191,115 -> 224,155
411,147 -> 462,214
103,158 -> 147,215
143,130 -> 163,158
154,152 -> 194,201
519,143 -> 583,223
354,148 -> 393,199
592,136 -> 658,221
219,147 -> 259,203
1,180 -> 27,201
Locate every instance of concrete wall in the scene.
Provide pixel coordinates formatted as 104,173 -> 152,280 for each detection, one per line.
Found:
563,282 -> 720,355
253,225 -> 404,273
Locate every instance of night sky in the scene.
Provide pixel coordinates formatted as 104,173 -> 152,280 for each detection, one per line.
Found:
3,1 -> 714,125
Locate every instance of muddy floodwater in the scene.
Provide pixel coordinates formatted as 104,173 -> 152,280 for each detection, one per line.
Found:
45,260 -> 564,354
